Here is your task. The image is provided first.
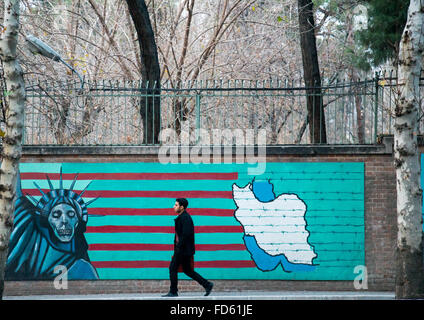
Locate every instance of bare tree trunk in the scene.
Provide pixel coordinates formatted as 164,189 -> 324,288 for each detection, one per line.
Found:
126,0 -> 161,144
350,73 -> 365,144
354,93 -> 365,144
394,0 -> 424,300
0,0 -> 25,299
297,0 -> 326,144
345,11 -> 365,144
174,0 -> 195,137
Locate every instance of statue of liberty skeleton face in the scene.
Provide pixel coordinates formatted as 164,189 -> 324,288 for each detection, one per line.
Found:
48,203 -> 79,242
28,168 -> 98,243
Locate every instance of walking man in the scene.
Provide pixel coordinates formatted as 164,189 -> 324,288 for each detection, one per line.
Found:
162,198 -> 213,297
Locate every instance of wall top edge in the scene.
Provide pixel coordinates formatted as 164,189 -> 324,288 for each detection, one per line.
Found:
20,144 -> 390,156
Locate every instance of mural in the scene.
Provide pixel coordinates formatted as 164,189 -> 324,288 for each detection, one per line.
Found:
233,180 -> 317,272
5,168 -> 99,280
7,162 -> 364,280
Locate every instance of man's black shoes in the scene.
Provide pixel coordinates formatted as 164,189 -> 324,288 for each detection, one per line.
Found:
162,292 -> 178,297
204,282 -> 213,296
162,283 -> 212,297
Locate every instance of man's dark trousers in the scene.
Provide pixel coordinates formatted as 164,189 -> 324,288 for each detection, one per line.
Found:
169,253 -> 209,294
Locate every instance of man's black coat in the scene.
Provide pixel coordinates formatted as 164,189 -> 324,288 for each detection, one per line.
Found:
174,210 -> 195,256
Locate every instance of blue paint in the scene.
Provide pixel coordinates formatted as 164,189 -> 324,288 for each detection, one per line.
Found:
244,235 -> 316,272
68,259 -> 99,280
252,179 -> 275,202
242,179 -> 316,272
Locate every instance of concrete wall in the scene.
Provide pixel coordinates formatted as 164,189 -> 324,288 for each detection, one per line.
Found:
4,141 -> 401,295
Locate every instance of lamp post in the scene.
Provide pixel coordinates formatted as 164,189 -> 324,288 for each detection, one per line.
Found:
25,34 -> 84,90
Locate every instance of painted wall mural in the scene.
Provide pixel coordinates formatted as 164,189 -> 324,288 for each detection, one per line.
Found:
6,162 -> 364,280
5,169 -> 99,280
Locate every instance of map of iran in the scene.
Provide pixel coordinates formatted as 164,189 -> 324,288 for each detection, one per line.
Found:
233,180 -> 317,272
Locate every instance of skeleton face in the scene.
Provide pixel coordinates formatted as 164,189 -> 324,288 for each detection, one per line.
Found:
48,203 -> 78,242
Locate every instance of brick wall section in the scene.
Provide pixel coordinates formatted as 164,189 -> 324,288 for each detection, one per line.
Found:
3,145 -> 402,295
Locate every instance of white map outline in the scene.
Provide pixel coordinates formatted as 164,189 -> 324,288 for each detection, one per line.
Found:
233,182 -> 317,265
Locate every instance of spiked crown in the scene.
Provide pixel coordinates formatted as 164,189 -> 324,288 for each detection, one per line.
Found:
26,167 -> 98,224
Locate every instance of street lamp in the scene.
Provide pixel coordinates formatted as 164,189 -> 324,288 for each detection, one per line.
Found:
25,34 -> 84,90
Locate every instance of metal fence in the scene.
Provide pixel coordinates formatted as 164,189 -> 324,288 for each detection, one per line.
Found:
21,75 -> 423,146
374,71 -> 424,138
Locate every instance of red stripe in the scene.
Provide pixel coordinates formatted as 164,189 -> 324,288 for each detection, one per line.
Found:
90,243 -> 172,251
92,260 -> 170,268
87,208 -> 235,216
88,243 -> 246,251
23,189 -> 233,199
86,226 -> 243,233
197,260 -> 255,268
91,260 -> 255,268
20,172 -> 238,180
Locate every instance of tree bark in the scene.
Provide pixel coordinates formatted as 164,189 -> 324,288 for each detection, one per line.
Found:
345,11 -> 365,144
297,0 -> 326,144
354,92 -> 365,144
173,0 -> 195,137
394,0 -> 424,299
125,0 -> 161,144
0,0 -> 26,299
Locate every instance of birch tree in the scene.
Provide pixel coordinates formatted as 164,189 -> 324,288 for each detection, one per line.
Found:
394,0 -> 424,299
0,0 -> 25,299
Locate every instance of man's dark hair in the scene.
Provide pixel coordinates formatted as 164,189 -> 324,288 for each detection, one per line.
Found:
176,198 -> 188,209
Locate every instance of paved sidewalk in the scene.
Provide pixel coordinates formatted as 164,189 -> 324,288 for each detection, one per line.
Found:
3,291 -> 395,300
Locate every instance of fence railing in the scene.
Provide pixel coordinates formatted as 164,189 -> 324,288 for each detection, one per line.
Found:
373,72 -> 424,138
18,75 -> 423,146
